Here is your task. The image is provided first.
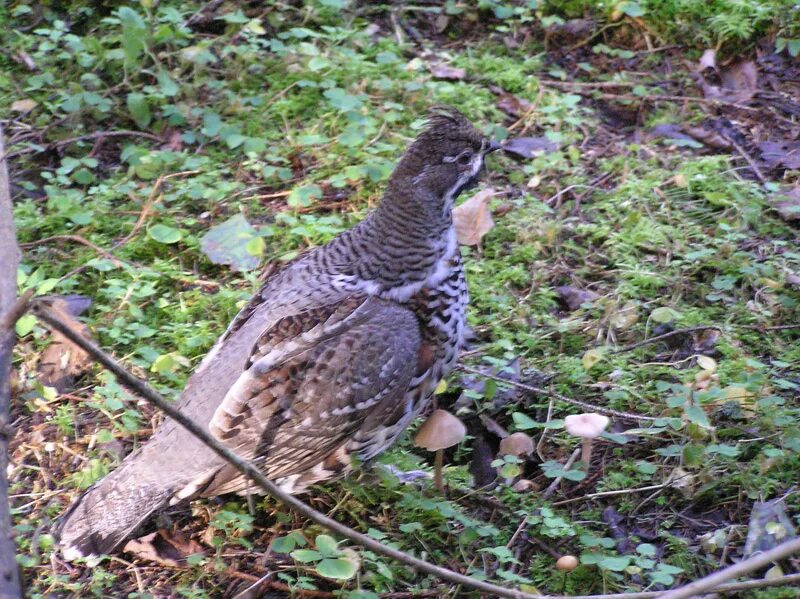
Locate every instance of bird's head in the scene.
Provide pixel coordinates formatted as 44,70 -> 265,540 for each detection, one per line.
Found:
389,107 -> 498,210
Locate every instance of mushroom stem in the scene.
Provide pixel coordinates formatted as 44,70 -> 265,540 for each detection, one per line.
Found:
580,437 -> 593,469
433,449 -> 444,492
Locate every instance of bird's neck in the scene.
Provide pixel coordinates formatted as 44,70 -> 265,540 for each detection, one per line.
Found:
327,181 -> 458,297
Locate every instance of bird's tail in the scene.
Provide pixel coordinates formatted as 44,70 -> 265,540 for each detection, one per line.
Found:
55,449 -> 173,560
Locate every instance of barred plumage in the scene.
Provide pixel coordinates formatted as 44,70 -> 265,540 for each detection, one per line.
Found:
56,107 -> 496,560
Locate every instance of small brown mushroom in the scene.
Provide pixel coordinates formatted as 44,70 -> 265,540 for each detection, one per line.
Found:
556,555 -> 579,572
414,409 -> 466,493
498,432 -> 534,458
564,413 -> 610,471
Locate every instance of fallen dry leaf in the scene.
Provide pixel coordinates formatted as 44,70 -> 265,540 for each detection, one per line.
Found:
453,188 -> 495,246
10,99 -> 38,113
787,272 -> 800,289
37,296 -> 93,393
700,60 -> 759,103
496,92 -> 533,118
430,63 -> 466,81
123,529 -> 205,567
770,187 -> 800,222
501,136 -> 559,159
683,126 -> 733,150
757,141 -> 800,170
555,286 -> 599,311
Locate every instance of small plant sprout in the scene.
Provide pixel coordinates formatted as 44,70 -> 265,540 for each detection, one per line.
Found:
413,409 -> 466,493
564,413 -> 610,471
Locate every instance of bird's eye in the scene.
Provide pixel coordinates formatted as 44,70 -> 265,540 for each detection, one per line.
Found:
457,152 -> 473,166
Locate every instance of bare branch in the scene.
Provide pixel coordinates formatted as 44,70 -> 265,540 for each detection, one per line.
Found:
658,537 -> 800,599
457,365 -> 656,422
0,124 -> 24,598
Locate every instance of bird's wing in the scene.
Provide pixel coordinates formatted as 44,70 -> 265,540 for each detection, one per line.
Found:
196,294 -> 421,496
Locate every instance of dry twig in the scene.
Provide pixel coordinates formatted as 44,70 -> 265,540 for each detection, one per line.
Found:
457,365 -> 656,422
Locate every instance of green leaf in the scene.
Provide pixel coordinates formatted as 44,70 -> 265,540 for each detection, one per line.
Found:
271,534 -> 299,553
315,557 -> 358,580
323,87 -> 362,112
200,214 -> 262,271
290,549 -> 322,563
512,412 -> 537,430
118,7 -> 147,66
126,93 -> 151,128
685,405 -> 711,428
682,443 -> 705,467
157,70 -> 180,97
314,534 -> 338,557
650,307 -> 679,324
15,314 -> 36,336
147,224 -> 183,244
618,2 -> 645,17
288,184 -> 322,208
598,555 -> 632,571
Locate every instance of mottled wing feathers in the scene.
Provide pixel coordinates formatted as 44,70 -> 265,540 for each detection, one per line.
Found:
204,295 -> 421,495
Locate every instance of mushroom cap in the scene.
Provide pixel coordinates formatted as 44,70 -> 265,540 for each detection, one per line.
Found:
512,479 -> 536,493
556,555 -> 579,572
564,413 -> 610,438
498,432 -> 535,457
414,409 -> 467,451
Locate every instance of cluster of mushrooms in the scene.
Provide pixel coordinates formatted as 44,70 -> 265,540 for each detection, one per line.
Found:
412,405 -> 612,577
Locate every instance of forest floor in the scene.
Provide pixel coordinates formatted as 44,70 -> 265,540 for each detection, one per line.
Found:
2,1 -> 799,598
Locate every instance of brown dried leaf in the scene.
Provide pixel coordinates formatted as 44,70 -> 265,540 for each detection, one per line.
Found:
496,93 -> 533,118
37,296 -> 93,393
10,99 -> 38,113
757,141 -> 800,170
770,187 -> 800,222
555,286 -> 599,311
501,137 -> 559,159
453,188 -> 495,246
430,64 -> 466,81
720,61 -> 758,99
683,126 -> 733,150
123,529 -> 205,567
702,60 -> 759,102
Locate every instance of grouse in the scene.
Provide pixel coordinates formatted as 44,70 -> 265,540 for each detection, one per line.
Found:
57,107 -> 498,559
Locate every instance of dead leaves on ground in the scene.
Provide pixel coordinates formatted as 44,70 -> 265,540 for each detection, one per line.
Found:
453,188 -> 495,246
123,529 -> 205,567
37,295 -> 93,393
696,49 -> 759,103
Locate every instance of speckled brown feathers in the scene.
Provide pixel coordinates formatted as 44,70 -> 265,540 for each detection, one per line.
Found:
56,107 -> 494,560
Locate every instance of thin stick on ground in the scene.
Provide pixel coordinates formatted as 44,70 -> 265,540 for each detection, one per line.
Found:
457,365 -> 656,422
659,537 -> 800,599
0,124 -> 24,598
611,325 -> 722,353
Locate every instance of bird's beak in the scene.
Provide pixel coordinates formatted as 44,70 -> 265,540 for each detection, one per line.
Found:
486,139 -> 502,154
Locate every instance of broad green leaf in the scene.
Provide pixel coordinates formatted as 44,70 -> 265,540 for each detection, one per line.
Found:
290,549 -> 322,563
316,556 -> 358,580
685,405 -> 711,428
314,534 -> 338,557
126,92 -> 151,128
200,214 -> 261,271
147,224 -> 183,244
